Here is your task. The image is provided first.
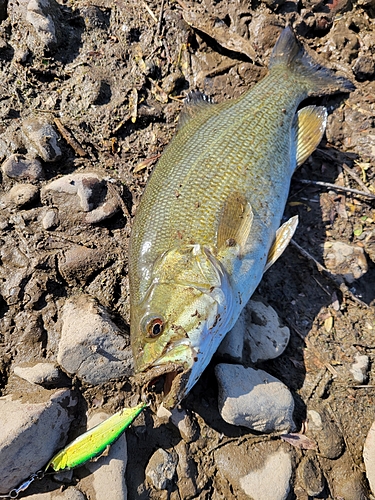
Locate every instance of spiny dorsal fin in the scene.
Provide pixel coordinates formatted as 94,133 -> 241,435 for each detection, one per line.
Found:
265,215 -> 298,272
295,105 -> 327,167
217,192 -> 253,257
178,91 -> 214,129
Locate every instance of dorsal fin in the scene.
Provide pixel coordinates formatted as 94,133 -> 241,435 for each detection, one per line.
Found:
217,192 -> 253,257
295,105 -> 327,167
178,91 -> 214,129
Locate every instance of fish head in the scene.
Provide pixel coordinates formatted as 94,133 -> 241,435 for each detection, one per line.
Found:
131,244 -> 233,409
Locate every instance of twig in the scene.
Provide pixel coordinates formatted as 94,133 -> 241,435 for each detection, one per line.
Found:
295,178 -> 375,200
157,0 -> 165,36
341,163 -> 371,194
142,1 -> 158,23
53,118 -> 87,157
290,239 -> 369,308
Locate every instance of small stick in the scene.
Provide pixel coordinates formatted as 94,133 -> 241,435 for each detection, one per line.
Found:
157,0 -> 165,36
142,1 -> 158,23
54,117 -> 87,157
296,178 -> 375,200
341,163 -> 371,194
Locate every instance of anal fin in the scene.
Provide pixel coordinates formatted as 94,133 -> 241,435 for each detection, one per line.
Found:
217,192 -> 254,257
265,215 -> 298,272
295,106 -> 327,167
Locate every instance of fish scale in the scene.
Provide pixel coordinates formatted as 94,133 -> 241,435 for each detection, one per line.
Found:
129,27 -> 354,409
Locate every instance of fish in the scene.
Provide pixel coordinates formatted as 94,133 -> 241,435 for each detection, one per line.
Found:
129,27 -> 354,409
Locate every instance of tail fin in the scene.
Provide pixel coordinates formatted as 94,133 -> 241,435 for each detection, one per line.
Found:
269,27 -> 355,95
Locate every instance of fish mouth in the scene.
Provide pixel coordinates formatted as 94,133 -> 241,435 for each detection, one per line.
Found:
136,340 -> 196,409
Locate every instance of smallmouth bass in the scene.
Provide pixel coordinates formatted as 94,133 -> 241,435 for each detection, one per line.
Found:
129,27 -> 353,409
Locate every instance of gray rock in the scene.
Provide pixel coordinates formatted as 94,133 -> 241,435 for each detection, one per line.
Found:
175,441 -> 197,500
13,363 -> 62,386
323,241 -> 368,283
330,452 -> 368,500
307,407 -> 344,459
58,245 -> 113,286
2,154 -> 44,181
215,442 -> 292,500
239,450 -> 292,500
26,488 -> 86,500
27,488 -> 86,500
353,56 -> 375,81
0,389 -> 77,494
217,311 -> 244,361
41,173 -> 121,225
41,208 -> 58,229
215,364 -> 295,432
3,183 -> 39,208
57,295 -> 133,385
79,412 -> 128,500
349,353 -> 369,384
244,300 -> 290,363
145,448 -> 178,490
157,405 -> 198,442
297,455 -> 325,497
22,119 -> 61,161
364,421 -> 375,496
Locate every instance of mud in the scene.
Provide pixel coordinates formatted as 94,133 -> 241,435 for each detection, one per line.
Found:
0,0 -> 375,498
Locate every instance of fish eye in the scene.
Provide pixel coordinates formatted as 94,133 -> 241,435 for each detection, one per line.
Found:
141,315 -> 165,339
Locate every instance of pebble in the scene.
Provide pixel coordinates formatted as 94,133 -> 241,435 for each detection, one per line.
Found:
145,448 -> 178,490
13,362 -> 62,386
2,154 -> 44,181
215,442 -> 292,500
26,488 -> 86,500
175,441 -> 198,500
57,294 -> 133,385
323,241 -> 368,283
349,353 -> 369,384
41,208 -> 58,229
58,244 -> 113,286
3,183 -> 39,208
41,173 -> 120,224
364,421 -> 375,495
307,407 -> 344,459
215,364 -> 295,432
22,119 -> 61,162
156,405 -> 198,442
244,300 -> 290,363
297,455 -> 325,497
353,56 -> 375,80
329,452 -> 368,500
0,389 -> 77,494
79,412 -> 128,500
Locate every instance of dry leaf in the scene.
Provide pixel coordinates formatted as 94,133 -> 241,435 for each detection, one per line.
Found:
280,433 -> 317,450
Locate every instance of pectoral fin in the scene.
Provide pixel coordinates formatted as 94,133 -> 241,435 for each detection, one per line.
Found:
295,106 -> 327,167
265,215 -> 298,272
217,192 -> 254,257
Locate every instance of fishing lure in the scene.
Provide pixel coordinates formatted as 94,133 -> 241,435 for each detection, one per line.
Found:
0,402 -> 146,498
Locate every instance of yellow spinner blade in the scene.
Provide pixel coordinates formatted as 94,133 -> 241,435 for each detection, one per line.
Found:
46,402 -> 146,471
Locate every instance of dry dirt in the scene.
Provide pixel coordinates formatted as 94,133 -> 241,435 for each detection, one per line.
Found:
0,0 -> 375,499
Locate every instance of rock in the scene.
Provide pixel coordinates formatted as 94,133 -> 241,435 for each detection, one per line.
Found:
9,0 -> 62,55
215,364 -> 295,433
349,353 -> 369,384
323,241 -> 368,283
145,448 -> 178,490
217,311 -> 244,361
175,441 -> 197,500
353,56 -> 375,81
329,452 -> 368,500
307,407 -> 344,459
41,208 -> 58,229
215,442 -> 292,500
3,183 -> 39,208
297,455 -> 325,497
364,421 -> 375,495
13,363 -> 62,386
57,295 -> 133,385
27,488 -> 86,500
245,300 -> 290,363
2,154 -> 44,181
0,389 -> 77,494
157,405 -> 198,442
58,245 -> 114,286
79,412 -> 128,500
22,119 -> 61,161
41,173 -> 121,225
